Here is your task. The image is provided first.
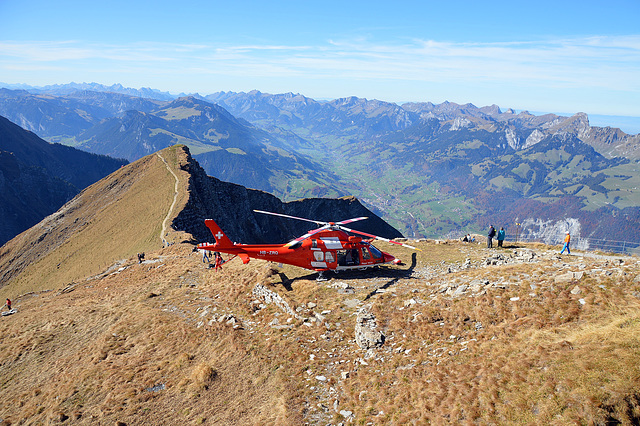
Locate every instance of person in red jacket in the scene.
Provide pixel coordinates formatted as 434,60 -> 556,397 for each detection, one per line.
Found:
560,231 -> 571,255
5,298 -> 11,310
214,252 -> 224,271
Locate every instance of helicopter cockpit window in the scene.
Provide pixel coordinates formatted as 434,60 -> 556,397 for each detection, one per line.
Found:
361,247 -> 371,260
368,243 -> 383,259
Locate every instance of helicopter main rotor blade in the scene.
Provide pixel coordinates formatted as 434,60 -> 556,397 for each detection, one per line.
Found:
254,210 -> 369,228
284,225 -> 330,248
335,216 -> 369,225
338,225 -> 422,251
253,210 -> 327,226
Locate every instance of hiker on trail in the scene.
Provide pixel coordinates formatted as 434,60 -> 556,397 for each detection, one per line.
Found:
487,225 -> 496,248
5,298 -> 11,311
214,252 -> 224,271
137,252 -> 145,264
202,249 -> 210,263
560,231 -> 571,255
497,227 -> 506,248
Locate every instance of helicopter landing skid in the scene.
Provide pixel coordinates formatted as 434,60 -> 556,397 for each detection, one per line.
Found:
316,271 -> 329,282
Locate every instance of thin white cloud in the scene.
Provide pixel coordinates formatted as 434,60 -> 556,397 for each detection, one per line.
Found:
1,35 -> 638,114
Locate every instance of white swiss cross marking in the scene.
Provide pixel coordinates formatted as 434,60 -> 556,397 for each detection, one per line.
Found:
215,232 -> 224,240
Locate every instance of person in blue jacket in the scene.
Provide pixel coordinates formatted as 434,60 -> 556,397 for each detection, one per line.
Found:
497,227 -> 506,248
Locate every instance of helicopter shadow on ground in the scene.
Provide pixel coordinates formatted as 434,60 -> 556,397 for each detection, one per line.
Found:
274,253 -> 418,297
363,252 -> 417,300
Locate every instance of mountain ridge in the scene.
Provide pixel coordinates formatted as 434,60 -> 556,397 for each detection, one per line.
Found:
0,145 -> 402,294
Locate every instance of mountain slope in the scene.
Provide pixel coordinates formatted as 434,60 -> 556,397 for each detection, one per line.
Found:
203,91 -> 640,245
0,145 -> 401,294
0,146 -> 184,294
3,86 -> 640,247
0,115 -> 127,245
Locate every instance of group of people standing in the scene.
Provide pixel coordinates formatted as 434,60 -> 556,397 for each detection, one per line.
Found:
202,250 -> 225,270
485,225 -> 571,254
487,225 -> 506,248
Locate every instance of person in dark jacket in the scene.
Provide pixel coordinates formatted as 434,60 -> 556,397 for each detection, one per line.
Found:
487,225 -> 496,248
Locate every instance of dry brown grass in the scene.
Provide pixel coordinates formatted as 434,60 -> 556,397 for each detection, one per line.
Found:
0,242 -> 306,425
333,249 -> 640,425
2,239 -> 640,424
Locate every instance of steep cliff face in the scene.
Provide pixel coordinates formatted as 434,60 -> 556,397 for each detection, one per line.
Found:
171,148 -> 403,244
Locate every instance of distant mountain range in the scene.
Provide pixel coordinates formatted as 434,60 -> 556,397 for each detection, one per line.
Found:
0,89 -> 341,202
1,83 -> 639,249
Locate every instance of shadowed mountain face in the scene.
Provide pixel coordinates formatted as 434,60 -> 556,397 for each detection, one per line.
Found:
172,147 -> 402,244
0,115 -> 127,245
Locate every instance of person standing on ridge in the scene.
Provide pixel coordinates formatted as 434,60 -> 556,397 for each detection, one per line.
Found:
497,227 -> 506,248
560,231 -> 571,255
214,252 -> 224,271
487,225 -> 496,248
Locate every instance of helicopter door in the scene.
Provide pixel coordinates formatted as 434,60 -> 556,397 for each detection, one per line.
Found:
337,250 -> 346,266
311,250 -> 327,269
325,251 -> 335,264
344,248 -> 359,265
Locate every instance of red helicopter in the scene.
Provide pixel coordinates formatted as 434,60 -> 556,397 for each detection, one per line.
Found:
197,210 -> 419,280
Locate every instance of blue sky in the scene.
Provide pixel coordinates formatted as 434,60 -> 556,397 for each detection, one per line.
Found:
1,0 -> 639,131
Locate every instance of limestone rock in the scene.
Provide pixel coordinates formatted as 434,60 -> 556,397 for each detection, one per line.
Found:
355,306 -> 385,349
555,271 -> 585,283
252,284 -> 301,319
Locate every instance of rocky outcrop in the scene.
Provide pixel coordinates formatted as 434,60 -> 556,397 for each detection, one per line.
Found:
355,306 -> 385,350
252,284 -> 300,319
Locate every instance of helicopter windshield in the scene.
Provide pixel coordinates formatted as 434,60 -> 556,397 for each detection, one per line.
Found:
366,242 -> 383,259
